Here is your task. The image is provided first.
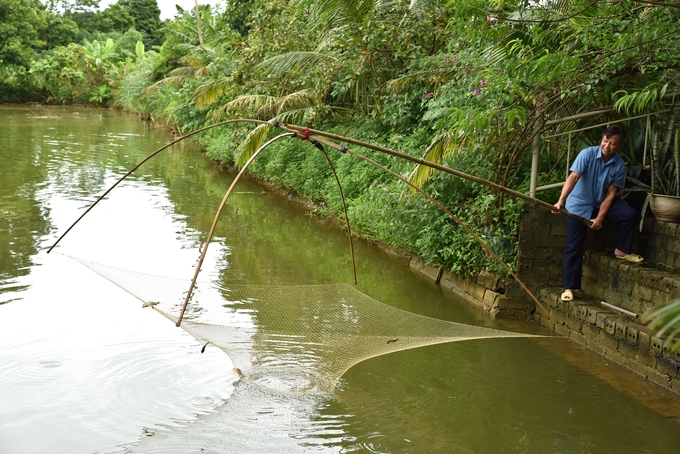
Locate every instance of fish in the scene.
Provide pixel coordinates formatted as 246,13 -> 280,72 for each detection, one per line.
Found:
250,356 -> 259,365
201,341 -> 210,353
233,367 -> 243,378
142,301 -> 159,308
387,338 -> 399,344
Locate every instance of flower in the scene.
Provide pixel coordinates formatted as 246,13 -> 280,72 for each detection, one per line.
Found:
461,147 -> 467,151
596,54 -> 601,59
480,80 -> 487,87
473,89 -> 480,95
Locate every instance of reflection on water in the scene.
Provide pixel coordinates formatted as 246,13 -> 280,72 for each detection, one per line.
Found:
1,106 -> 680,454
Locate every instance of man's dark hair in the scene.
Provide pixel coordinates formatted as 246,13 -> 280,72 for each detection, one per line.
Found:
603,125 -> 626,142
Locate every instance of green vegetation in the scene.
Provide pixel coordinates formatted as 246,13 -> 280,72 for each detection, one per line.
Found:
2,0 -> 680,279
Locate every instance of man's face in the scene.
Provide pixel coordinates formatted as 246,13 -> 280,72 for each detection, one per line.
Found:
600,134 -> 622,162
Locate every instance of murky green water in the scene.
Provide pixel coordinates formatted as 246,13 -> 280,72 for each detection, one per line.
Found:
1,105 -> 679,453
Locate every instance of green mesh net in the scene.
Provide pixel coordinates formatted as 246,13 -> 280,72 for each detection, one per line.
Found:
68,256 -> 542,394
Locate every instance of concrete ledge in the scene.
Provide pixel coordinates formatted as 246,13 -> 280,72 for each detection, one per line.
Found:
538,287 -> 680,393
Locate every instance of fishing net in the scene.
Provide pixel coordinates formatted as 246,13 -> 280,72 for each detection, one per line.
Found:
69,256 -> 541,394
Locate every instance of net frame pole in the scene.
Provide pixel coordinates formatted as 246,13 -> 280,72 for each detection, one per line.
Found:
176,133 -> 294,326
279,123 -> 592,226
308,134 -> 570,340
47,119 -> 272,253
315,144 -> 358,285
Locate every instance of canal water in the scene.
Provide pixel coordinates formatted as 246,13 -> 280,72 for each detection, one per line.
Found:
0,105 -> 679,453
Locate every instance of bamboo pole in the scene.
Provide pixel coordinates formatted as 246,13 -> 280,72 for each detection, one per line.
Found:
279,123 -> 592,226
176,133 -> 294,326
47,119 -> 271,254
310,134 -> 569,340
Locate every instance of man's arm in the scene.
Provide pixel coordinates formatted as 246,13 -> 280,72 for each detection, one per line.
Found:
553,171 -> 581,212
589,183 -> 618,230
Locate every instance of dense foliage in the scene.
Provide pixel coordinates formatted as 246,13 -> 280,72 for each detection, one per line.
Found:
2,0 -> 680,278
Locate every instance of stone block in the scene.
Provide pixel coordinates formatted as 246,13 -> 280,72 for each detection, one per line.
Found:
550,306 -> 562,322
638,330 -> 651,349
498,308 -> 533,319
624,357 -> 653,378
614,322 -> 627,341
599,330 -> 620,351
582,322 -> 600,339
504,282 -> 525,299
626,325 -> 639,345
665,222 -> 678,238
482,289 -> 497,311
586,307 -> 604,325
586,338 -> 610,357
667,240 -> 680,254
639,299 -> 656,315
409,257 -> 441,284
576,304 -> 588,320
619,341 -> 637,360
497,297 -> 533,311
636,347 -> 657,368
566,316 -> 583,332
647,369 -> 671,388
651,336 -> 665,355
477,270 -> 502,292
569,330 -> 587,346
656,357 -> 679,379
647,270 -> 670,291
661,276 -> 680,294
596,312 -> 608,329
472,284 -> 486,302
605,317 -> 616,335
554,299 -> 565,315
461,278 -> 476,296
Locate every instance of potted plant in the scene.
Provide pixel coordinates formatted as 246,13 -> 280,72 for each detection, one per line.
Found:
648,111 -> 680,222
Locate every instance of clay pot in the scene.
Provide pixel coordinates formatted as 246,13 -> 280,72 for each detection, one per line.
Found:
649,194 -> 680,223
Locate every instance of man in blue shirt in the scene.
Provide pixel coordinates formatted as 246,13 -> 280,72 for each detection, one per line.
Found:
553,125 -> 642,302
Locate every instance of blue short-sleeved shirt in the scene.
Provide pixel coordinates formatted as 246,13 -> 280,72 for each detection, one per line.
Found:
565,146 -> 626,219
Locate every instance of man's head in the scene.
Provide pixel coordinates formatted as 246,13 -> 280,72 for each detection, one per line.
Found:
600,125 -> 625,162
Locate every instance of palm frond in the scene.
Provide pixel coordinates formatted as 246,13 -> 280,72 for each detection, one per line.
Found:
235,123 -> 273,168
278,90 -> 318,112
642,299 -> 680,351
194,78 -> 232,109
220,95 -> 278,115
255,51 -> 338,78
383,68 -> 455,94
409,131 -> 462,188
145,75 -> 190,93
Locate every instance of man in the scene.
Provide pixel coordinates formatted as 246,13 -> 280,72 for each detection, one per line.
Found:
553,125 -> 642,302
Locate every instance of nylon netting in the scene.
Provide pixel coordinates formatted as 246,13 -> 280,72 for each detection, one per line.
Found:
68,255 -> 542,394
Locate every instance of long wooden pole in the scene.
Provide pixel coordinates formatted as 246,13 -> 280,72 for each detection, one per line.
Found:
279,123 -> 592,226
310,134 -> 570,340
47,119 -> 271,254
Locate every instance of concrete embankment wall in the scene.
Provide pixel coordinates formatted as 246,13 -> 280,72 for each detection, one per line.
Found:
407,204 -> 680,393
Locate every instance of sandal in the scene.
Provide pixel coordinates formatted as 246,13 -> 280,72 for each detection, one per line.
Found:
561,290 -> 573,302
616,253 -> 644,263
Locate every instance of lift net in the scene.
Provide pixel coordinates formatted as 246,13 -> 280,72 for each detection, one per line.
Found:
70,256 -> 541,394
